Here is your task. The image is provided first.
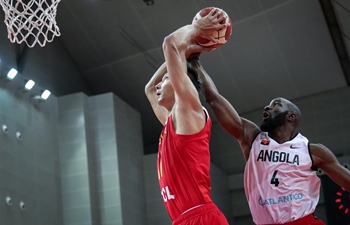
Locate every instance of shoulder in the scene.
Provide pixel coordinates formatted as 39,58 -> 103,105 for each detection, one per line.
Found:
241,118 -> 260,143
309,143 -> 330,154
296,133 -> 309,141
172,103 -> 207,135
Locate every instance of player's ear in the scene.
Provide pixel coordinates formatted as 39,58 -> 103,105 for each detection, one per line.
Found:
287,112 -> 296,122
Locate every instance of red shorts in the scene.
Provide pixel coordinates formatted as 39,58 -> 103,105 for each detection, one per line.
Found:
263,214 -> 326,225
172,203 -> 229,225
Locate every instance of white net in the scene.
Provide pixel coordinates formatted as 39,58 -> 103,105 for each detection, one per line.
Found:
0,0 -> 62,48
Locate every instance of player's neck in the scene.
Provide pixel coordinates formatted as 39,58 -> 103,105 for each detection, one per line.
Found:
268,127 -> 295,144
159,98 -> 175,112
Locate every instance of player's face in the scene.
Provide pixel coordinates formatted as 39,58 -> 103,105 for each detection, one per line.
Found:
155,74 -> 175,106
260,98 -> 289,132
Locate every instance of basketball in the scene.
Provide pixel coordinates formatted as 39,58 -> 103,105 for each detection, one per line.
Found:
192,7 -> 232,48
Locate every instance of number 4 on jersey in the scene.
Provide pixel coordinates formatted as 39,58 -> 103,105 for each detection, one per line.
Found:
270,170 -> 279,187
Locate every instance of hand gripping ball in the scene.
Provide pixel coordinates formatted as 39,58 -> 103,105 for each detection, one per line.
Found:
192,7 -> 232,48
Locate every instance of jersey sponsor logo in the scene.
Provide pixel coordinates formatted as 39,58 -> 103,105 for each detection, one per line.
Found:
161,186 -> 175,202
258,193 -> 304,207
257,149 -> 300,165
261,139 -> 270,145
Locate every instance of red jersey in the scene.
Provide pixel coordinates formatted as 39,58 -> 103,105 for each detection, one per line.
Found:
157,109 -> 213,220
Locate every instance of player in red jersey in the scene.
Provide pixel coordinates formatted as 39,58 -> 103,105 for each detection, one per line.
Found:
145,8 -> 230,225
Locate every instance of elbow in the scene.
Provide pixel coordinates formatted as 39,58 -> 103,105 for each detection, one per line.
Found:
145,82 -> 153,96
163,35 -> 178,55
145,80 -> 151,93
163,35 -> 175,47
144,86 -> 149,97
144,84 -> 149,95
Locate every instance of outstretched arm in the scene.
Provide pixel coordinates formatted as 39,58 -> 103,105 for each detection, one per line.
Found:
162,8 -> 227,135
311,143 -> 350,191
188,57 -> 260,160
145,62 -> 168,125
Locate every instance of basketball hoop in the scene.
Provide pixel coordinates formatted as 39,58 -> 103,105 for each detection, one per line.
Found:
0,0 -> 62,48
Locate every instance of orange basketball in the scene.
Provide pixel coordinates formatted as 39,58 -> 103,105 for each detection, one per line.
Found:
192,7 -> 232,48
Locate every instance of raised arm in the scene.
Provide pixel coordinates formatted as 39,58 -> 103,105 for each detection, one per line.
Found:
311,143 -> 350,191
162,8 -> 227,135
145,62 -> 169,125
188,57 -> 260,159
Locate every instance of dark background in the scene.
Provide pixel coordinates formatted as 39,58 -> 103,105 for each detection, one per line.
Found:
322,174 -> 350,225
